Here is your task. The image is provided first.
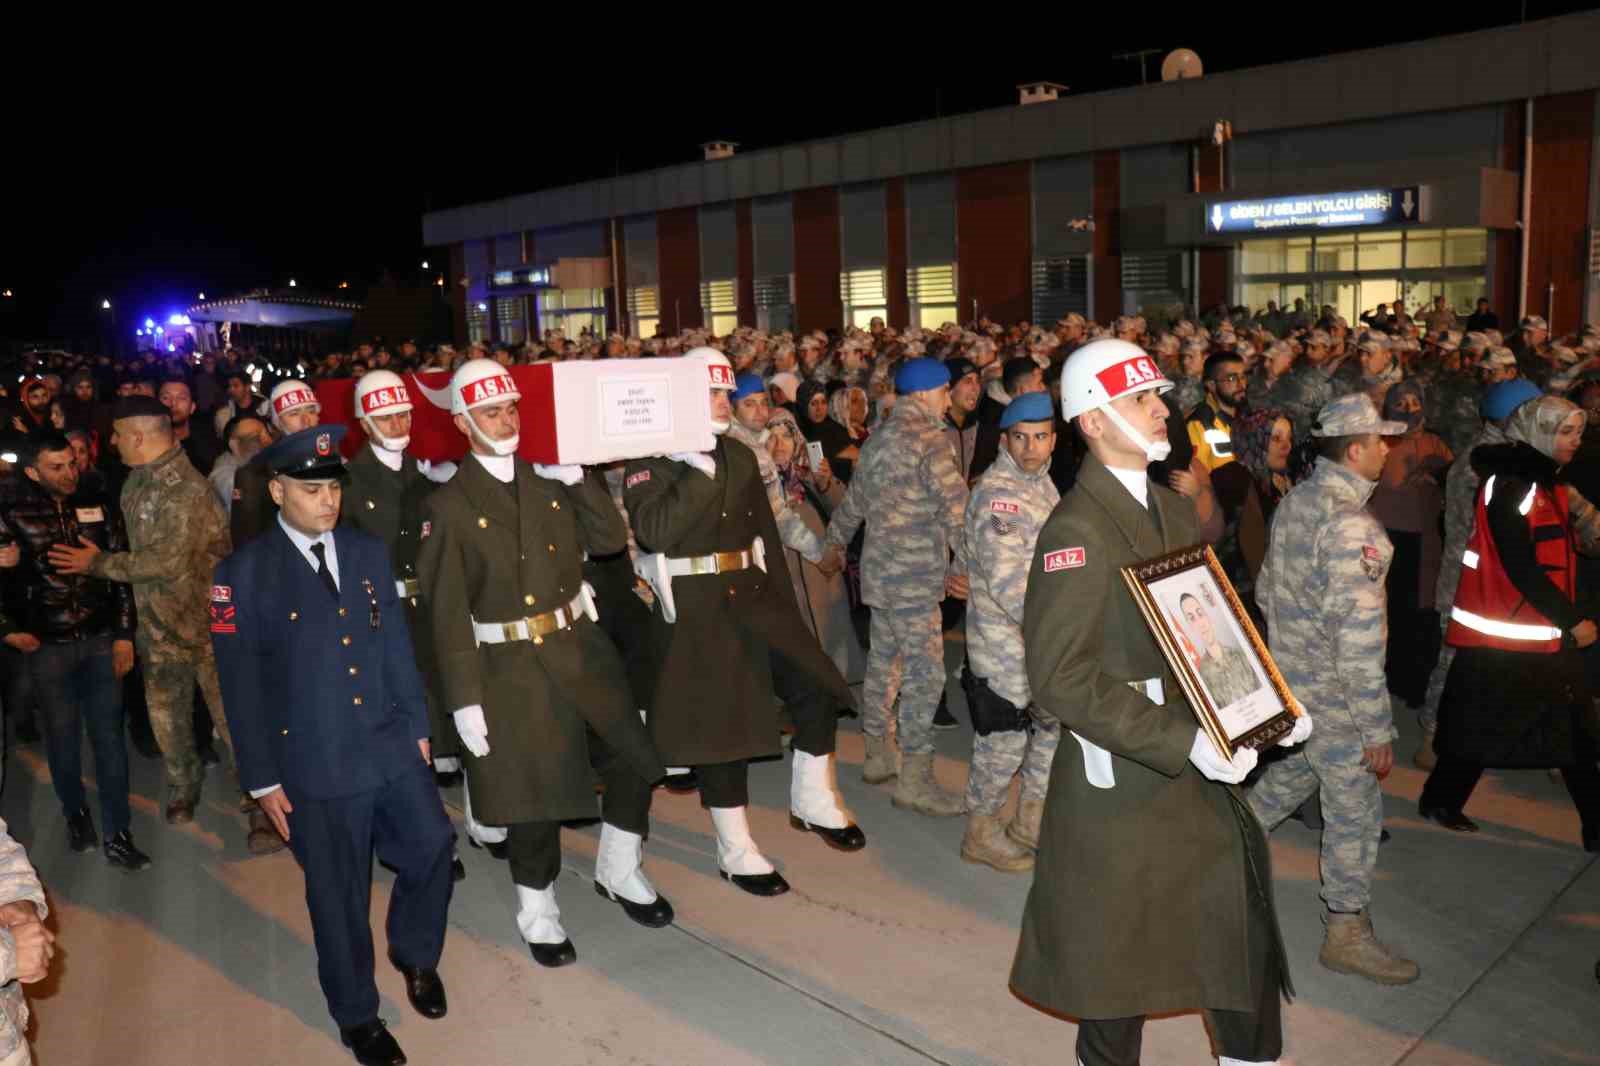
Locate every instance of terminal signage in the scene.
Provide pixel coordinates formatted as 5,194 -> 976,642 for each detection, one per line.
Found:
488,266 -> 554,291
1205,186 -> 1424,234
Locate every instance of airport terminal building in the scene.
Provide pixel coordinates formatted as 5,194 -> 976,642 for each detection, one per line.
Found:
422,13 -> 1600,346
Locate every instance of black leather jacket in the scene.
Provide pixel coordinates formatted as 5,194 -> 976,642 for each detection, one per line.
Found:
0,479 -> 135,643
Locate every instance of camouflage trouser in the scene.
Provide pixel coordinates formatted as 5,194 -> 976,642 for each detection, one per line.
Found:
144,653 -> 234,801
963,714 -> 1061,816
1419,615 -> 1453,733
1247,722 -> 1382,913
862,604 -> 945,756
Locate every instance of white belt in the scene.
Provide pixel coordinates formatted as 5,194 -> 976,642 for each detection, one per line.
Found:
665,537 -> 767,577
470,585 -> 597,646
1071,678 -> 1165,791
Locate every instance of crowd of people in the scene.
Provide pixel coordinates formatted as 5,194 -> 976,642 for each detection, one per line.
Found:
0,288 -> 1597,1065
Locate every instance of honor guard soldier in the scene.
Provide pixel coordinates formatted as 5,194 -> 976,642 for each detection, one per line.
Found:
340,372 -> 489,880
211,425 -> 454,1066
230,379 -> 323,549
624,348 -> 864,899
959,392 -> 1062,873
417,359 -> 670,968
1010,339 -> 1309,1066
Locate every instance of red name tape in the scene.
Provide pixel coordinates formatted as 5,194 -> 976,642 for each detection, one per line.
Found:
1093,356 -> 1163,400
461,376 -> 518,406
990,500 -> 1021,516
361,385 -> 409,413
708,365 -> 735,387
273,388 -> 315,414
1043,547 -> 1086,572
626,470 -> 651,488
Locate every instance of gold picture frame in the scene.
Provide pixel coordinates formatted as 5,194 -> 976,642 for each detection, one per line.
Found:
1121,544 -> 1299,758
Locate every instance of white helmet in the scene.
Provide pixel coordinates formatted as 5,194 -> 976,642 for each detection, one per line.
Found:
449,358 -> 521,456
353,369 -> 413,452
1060,338 -> 1174,462
269,380 -> 320,428
686,346 -> 736,391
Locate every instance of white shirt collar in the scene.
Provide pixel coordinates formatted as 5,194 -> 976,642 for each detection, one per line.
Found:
277,513 -> 339,587
1105,463 -> 1150,509
471,451 -> 515,484
370,443 -> 403,471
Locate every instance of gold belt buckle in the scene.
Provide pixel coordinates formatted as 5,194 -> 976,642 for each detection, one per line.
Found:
401,578 -> 421,598
714,550 -> 743,572
501,621 -> 523,643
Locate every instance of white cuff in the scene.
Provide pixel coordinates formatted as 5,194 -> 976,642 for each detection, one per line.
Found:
249,784 -> 282,799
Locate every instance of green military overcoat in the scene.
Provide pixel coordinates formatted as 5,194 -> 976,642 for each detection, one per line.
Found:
417,455 -> 663,824
623,437 -> 853,766
1010,454 -> 1288,1020
339,446 -> 454,756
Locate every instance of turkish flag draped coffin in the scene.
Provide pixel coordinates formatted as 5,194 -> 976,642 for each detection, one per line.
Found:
312,358 -> 715,466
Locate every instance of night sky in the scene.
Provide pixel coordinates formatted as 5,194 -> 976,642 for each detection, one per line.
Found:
4,6 -> 1592,350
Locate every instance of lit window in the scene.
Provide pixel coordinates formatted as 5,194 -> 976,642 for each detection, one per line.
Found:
907,264 -> 957,331
840,268 -> 886,329
700,278 -> 739,337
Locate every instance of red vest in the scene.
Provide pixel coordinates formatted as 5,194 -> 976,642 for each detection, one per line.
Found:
1445,475 -> 1575,653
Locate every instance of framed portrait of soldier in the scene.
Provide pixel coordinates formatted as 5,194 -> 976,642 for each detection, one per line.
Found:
1121,545 -> 1299,758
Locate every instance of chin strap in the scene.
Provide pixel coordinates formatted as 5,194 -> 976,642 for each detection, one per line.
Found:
466,414 -> 519,456
1100,402 -> 1172,462
361,419 -> 409,453
711,419 -> 731,435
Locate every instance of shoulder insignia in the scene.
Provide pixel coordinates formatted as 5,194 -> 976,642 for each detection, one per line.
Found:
162,468 -> 182,486
626,470 -> 651,488
990,499 -> 1021,516
990,515 -> 1014,536
420,520 -> 432,539
1360,544 -> 1383,582
1043,546 -> 1086,572
209,585 -> 236,634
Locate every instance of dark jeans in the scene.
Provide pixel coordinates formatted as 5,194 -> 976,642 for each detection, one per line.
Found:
31,635 -> 130,836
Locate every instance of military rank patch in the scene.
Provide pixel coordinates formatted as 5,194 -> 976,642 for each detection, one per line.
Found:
1360,544 -> 1382,582
990,499 -> 1021,515
420,521 -> 432,539
626,470 -> 651,488
1044,547 -> 1086,572
209,586 -> 236,634
990,515 -> 1014,536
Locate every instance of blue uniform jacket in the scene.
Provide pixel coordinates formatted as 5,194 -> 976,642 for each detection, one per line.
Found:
211,522 -> 430,800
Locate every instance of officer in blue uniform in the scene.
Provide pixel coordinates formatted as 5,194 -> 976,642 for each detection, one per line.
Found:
211,425 -> 452,1066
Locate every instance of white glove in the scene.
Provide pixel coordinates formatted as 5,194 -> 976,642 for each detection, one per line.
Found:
533,463 -> 584,486
1278,708 -> 1314,747
418,458 -> 457,484
453,705 -> 490,757
1188,728 -> 1258,784
669,452 -> 717,479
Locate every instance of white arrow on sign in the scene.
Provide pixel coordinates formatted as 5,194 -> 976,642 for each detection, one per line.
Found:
1401,189 -> 1415,218
1211,204 -> 1224,231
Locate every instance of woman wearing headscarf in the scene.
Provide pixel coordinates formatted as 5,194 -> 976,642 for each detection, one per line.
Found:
1209,407 -> 1296,627
796,380 -> 856,484
1420,395 -> 1600,849
825,385 -> 869,483
1371,379 -> 1453,706
765,409 -> 865,684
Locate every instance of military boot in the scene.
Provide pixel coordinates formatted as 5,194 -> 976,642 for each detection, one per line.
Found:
1007,798 -> 1045,851
862,734 -> 899,785
1413,724 -> 1437,771
961,813 -> 1034,872
1319,910 -> 1420,985
892,753 -> 965,817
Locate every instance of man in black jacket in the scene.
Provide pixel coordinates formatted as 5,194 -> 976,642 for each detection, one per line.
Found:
0,431 -> 150,870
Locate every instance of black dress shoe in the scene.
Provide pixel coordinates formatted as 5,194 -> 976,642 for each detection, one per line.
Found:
1418,805 -> 1479,832
1379,828 -> 1392,845
932,697 -> 960,731
527,939 -> 577,968
451,855 -> 466,881
66,807 -> 98,853
388,950 -> 447,1019
789,813 -> 867,852
660,770 -> 700,794
340,1019 -> 406,1066
593,880 -> 675,927
466,836 -> 509,860
720,869 -> 791,897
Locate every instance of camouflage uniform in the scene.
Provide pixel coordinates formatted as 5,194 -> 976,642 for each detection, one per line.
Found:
1267,364 -> 1335,442
1166,375 -> 1204,420
1425,370 -> 1484,458
88,444 -> 234,803
726,422 -> 824,561
826,401 -> 969,756
0,818 -> 45,1066
962,448 -> 1061,815
1250,457 -> 1394,913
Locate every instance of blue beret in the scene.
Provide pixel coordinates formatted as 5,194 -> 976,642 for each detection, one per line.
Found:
731,373 -> 766,402
260,424 -> 348,480
1481,378 -> 1541,421
999,392 -> 1056,429
895,357 -> 949,394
